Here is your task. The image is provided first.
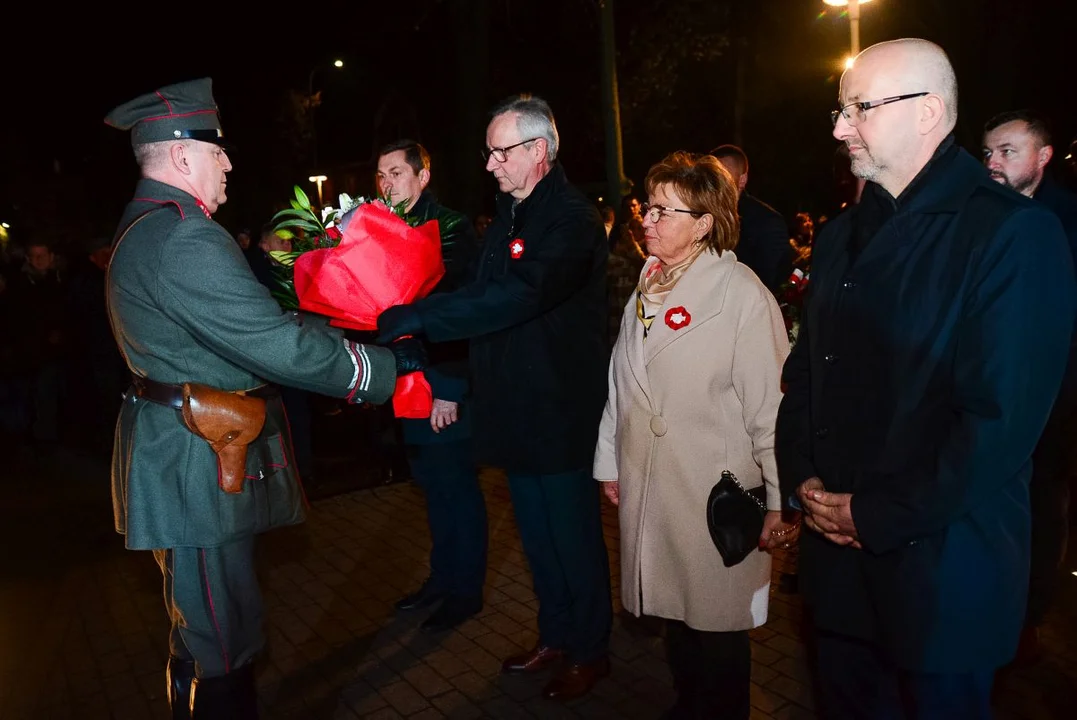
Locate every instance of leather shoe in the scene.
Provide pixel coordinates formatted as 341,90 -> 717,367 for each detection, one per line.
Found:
166,656 -> 195,719
420,596 -> 482,634
543,656 -> 610,701
501,645 -> 565,674
394,580 -> 445,612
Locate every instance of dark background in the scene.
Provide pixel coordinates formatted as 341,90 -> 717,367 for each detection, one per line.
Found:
1,0 -> 1074,253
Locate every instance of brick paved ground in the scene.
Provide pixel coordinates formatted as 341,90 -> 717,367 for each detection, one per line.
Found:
2,451 -> 1075,719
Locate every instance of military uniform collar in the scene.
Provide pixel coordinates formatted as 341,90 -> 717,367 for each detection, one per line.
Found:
132,177 -> 213,219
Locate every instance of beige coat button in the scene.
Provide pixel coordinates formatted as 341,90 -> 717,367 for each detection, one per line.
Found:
650,415 -> 668,436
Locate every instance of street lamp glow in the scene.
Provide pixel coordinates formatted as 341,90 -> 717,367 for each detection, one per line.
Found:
844,56 -> 856,70
333,59 -> 344,68
0,222 -> 9,229
825,0 -> 873,56
308,175 -> 329,208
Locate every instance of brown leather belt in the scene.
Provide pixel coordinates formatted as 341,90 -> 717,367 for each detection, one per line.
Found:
131,375 -> 279,410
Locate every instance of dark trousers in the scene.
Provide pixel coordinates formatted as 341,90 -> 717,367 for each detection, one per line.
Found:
408,440 -> 488,599
665,621 -> 750,720
1027,389 -> 1075,626
815,630 -> 995,720
506,469 -> 612,663
153,536 -> 263,678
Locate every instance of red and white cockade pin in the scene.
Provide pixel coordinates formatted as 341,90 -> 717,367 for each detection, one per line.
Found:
509,238 -> 525,259
664,306 -> 691,330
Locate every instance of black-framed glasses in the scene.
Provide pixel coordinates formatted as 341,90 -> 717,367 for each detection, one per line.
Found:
831,92 -> 930,127
481,138 -> 540,163
642,203 -> 700,224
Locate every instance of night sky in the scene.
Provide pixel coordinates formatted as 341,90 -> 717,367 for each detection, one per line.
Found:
2,0 -> 1074,254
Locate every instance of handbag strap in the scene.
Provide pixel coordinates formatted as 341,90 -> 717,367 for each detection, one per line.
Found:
722,470 -> 768,512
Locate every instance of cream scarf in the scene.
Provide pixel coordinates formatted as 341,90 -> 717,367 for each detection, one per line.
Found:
635,244 -> 708,337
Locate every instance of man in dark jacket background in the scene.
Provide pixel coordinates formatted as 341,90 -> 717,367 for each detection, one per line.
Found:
373,139 -> 488,635
378,95 -> 612,702
777,39 -> 1075,718
712,144 -> 792,294
982,109 -> 1077,663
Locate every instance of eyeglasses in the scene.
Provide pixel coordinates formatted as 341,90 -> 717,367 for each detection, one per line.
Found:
481,138 -> 540,163
830,92 -> 930,127
642,203 -> 701,224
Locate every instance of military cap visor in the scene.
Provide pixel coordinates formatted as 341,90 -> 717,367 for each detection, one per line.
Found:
105,77 -> 229,148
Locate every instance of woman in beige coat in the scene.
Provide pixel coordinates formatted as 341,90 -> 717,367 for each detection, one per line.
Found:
594,152 -> 799,720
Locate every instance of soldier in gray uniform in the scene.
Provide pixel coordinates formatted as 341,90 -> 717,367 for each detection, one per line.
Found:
103,78 -> 425,719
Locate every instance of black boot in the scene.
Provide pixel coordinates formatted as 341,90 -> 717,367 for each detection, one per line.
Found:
166,657 -> 196,720
190,663 -> 259,719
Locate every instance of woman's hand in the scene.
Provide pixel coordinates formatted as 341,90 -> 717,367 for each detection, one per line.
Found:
601,480 -> 620,506
760,510 -> 801,552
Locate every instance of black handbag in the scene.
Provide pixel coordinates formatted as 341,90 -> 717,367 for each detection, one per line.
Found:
707,470 -> 768,567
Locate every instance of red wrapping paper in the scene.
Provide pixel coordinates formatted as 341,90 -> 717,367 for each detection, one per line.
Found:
293,201 -> 445,418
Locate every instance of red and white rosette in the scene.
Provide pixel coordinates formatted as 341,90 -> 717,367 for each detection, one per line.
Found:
664,306 -> 691,330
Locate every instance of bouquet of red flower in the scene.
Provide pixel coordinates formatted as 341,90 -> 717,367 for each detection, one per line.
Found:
777,268 -> 809,347
270,186 -> 445,418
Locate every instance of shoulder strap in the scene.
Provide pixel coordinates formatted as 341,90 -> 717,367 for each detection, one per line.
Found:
105,208 -> 169,377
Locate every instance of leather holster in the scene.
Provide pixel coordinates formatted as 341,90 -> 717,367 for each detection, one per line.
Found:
181,383 -> 267,494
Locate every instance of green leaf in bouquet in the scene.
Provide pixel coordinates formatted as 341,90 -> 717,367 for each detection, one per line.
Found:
294,185 -> 312,211
270,285 -> 300,311
274,218 -> 322,234
270,208 -> 317,224
269,262 -> 299,311
269,250 -> 303,268
273,228 -> 296,240
290,198 -> 305,212
439,213 -> 463,235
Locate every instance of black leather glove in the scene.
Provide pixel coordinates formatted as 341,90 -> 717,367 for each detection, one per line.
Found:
389,336 -> 427,375
377,304 -> 422,344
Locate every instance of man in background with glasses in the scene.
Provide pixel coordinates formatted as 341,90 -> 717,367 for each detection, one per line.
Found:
776,38 -> 1075,718
378,95 -> 613,702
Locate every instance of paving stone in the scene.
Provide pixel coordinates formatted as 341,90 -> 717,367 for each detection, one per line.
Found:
430,690 -> 484,719
450,670 -> 501,703
378,679 -> 430,715
751,681 -> 789,715
7,470 -> 1077,720
340,680 -> 390,715
400,664 -> 454,697
766,673 -> 815,710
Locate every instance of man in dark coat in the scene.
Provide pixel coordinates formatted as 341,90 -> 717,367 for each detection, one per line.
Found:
104,78 -> 421,719
712,144 -> 792,293
378,95 -> 612,701
373,139 -> 487,634
5,239 -> 66,449
776,40 -> 1076,718
982,109 -> 1077,663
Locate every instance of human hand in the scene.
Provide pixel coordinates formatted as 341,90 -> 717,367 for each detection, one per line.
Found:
760,510 -> 800,552
798,477 -> 861,548
388,336 -> 427,375
429,398 -> 459,433
601,480 -> 620,506
377,305 -> 422,344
